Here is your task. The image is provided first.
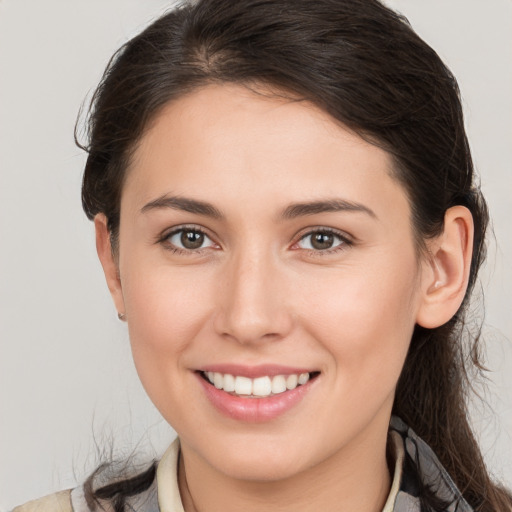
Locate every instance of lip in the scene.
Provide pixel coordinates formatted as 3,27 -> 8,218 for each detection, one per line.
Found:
195,368 -> 318,423
196,363 -> 314,379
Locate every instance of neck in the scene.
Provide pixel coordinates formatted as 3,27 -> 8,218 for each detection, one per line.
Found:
178,424 -> 392,512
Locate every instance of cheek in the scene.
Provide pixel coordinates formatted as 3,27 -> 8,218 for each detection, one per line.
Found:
300,255 -> 420,390
121,268 -> 220,429
121,260 -> 216,386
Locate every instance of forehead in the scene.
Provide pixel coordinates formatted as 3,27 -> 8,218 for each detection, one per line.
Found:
123,84 -> 410,223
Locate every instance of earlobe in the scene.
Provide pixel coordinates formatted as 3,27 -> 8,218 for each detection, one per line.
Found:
416,206 -> 474,329
94,214 -> 126,318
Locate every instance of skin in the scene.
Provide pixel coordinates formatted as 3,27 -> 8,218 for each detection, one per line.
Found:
96,84 -> 473,512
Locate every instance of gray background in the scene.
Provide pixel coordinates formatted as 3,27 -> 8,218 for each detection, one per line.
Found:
0,1 -> 511,510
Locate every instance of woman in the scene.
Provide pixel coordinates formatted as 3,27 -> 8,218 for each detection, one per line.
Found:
11,0 -> 511,511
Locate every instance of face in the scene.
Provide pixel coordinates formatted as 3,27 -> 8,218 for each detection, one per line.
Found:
107,84 -> 429,481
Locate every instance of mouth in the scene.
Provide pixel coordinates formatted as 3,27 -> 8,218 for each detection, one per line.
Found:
195,364 -> 320,421
199,370 -> 320,398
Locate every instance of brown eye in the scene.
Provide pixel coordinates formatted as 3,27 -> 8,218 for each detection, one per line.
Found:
311,232 -> 334,250
297,230 -> 348,252
167,228 -> 215,251
181,230 -> 204,249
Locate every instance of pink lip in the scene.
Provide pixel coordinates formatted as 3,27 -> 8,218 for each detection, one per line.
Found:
195,371 -> 318,423
197,364 -> 314,378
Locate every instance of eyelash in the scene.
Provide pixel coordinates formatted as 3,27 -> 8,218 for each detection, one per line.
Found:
158,225 -> 217,255
157,226 -> 353,256
293,227 -> 353,256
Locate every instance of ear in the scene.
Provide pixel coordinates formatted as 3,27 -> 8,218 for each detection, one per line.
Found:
416,206 -> 474,329
94,214 -> 126,319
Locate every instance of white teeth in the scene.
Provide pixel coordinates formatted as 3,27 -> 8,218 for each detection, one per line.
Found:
253,376 -> 272,396
286,374 -> 298,390
223,373 -> 235,392
298,373 -> 310,385
234,376 -> 253,395
204,371 -> 313,397
271,375 -> 287,394
213,372 -> 223,389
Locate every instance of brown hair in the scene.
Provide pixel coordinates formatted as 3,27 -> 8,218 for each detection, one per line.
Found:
78,0 -> 511,510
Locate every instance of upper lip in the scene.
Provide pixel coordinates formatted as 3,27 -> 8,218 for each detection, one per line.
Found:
196,364 -> 317,379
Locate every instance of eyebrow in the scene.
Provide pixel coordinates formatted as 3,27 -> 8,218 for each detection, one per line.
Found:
140,195 -> 376,220
281,199 -> 376,220
141,195 -> 224,219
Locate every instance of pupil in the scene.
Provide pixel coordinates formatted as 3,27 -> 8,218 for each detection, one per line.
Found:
181,230 -> 204,249
311,232 -> 333,250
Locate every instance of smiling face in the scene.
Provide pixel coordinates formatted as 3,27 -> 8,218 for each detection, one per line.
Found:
100,84 -> 429,481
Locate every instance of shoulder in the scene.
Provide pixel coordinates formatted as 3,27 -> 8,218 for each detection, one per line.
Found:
12,490 -> 73,512
11,438 -> 180,512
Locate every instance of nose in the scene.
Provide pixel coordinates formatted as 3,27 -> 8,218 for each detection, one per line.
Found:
214,248 -> 293,345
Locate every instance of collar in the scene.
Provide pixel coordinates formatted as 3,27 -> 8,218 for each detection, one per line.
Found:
382,430 -> 405,512
157,437 -> 184,512
388,416 -> 474,511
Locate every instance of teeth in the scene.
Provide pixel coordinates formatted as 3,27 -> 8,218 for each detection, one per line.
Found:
286,374 -> 298,390
204,371 -> 312,397
298,373 -> 309,385
213,372 -> 223,389
223,373 -> 235,392
271,375 -> 287,394
235,376 -> 252,395
253,376 -> 272,396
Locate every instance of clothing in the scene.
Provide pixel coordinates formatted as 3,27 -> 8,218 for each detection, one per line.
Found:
12,417 -> 474,512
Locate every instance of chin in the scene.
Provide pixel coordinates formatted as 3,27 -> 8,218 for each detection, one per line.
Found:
217,453 -> 304,482
195,430 -> 317,482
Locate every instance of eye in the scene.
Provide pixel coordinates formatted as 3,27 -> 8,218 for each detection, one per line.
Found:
166,228 -> 216,251
296,229 -> 349,252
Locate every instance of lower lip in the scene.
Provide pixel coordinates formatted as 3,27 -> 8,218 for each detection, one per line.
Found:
196,373 -> 316,423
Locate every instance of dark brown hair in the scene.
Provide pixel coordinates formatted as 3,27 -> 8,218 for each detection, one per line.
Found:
78,0 -> 511,510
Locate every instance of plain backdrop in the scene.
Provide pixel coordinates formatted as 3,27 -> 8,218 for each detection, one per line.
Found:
0,1 -> 511,510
